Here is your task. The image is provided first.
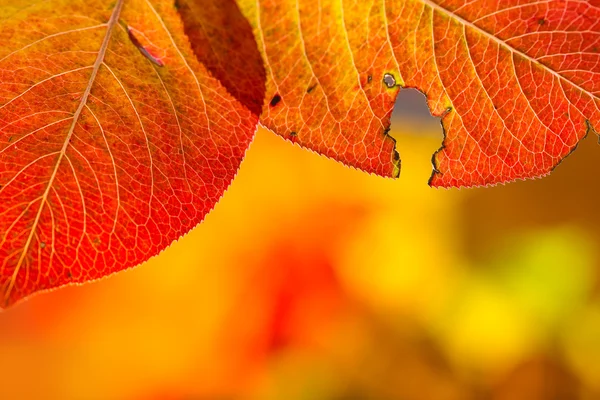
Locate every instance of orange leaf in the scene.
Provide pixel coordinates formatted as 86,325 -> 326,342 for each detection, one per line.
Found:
0,0 -> 263,308
239,0 -> 600,187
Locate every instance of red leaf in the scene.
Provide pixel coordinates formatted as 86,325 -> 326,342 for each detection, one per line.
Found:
0,0 -> 263,308
239,0 -> 599,187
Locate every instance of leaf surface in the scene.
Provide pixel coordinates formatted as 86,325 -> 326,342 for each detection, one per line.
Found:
0,0 -> 262,308
239,0 -> 600,186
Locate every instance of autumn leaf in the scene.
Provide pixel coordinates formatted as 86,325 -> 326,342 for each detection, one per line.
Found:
0,0 -> 264,308
238,0 -> 600,187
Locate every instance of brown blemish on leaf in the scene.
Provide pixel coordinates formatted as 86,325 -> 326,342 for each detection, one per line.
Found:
270,94 -> 282,107
127,25 -> 164,67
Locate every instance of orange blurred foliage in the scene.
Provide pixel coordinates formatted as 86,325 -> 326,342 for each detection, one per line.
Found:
2,95 -> 600,399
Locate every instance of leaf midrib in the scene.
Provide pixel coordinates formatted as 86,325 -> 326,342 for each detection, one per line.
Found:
421,0 -> 599,101
4,0 -> 125,304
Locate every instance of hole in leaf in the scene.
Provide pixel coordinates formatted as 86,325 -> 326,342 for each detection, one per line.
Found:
383,73 -> 396,88
391,88 -> 440,132
389,88 -> 444,181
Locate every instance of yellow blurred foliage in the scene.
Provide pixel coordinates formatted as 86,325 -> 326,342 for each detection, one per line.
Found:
1,113 -> 600,399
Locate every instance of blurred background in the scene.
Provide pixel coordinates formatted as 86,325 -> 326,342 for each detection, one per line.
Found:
2,90 -> 600,400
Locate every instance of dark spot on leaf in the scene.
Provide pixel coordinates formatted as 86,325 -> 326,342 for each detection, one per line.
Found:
66,271 -> 73,279
307,83 -> 317,94
367,75 -> 372,83
290,131 -> 297,137
383,73 -> 396,88
538,18 -> 545,25
383,126 -> 391,136
8,136 -> 13,142
442,106 -> 453,118
270,94 -> 282,107
40,242 -> 46,249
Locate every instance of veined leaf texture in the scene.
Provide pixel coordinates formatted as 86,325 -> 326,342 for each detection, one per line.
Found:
240,0 -> 599,186
0,0 -> 262,307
